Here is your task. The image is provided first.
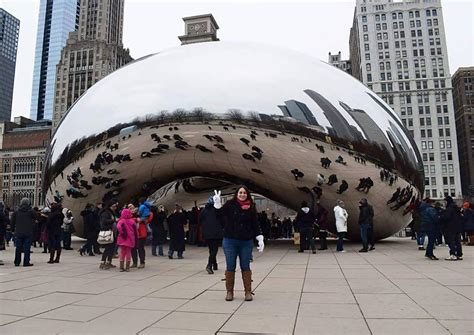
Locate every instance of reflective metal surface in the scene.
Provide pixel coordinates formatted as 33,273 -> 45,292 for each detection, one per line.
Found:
43,41 -> 423,240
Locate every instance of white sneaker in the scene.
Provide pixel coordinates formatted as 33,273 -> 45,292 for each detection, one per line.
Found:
337,250 -> 346,253
445,255 -> 457,261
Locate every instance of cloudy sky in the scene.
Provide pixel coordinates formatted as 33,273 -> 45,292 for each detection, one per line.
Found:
1,0 -> 472,120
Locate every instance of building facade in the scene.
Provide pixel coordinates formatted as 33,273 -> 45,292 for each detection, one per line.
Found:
30,0 -> 80,121
52,0 -> 133,128
349,0 -> 462,199
328,51 -> 352,74
0,8 -> 20,122
452,67 -> 474,198
0,117 -> 51,208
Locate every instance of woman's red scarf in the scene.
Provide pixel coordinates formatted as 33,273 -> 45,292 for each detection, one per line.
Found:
236,198 -> 252,210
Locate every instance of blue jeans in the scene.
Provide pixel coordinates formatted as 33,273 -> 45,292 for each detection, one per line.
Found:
360,224 -> 370,250
417,232 -> 426,246
223,238 -> 253,272
14,233 -> 32,266
337,232 -> 346,251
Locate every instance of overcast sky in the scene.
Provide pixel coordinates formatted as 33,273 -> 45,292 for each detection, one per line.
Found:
1,0 -> 472,120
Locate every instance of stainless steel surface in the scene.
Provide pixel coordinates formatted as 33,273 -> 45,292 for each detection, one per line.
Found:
43,41 -> 423,240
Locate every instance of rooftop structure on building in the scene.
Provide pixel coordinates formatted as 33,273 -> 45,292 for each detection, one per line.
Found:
452,66 -> 474,199
349,0 -> 462,199
328,51 -> 352,74
178,14 -> 219,45
0,8 -> 20,122
52,0 -> 133,129
30,0 -> 81,121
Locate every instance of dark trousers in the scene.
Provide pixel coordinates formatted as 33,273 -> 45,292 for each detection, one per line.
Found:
206,239 -> 220,267
319,231 -> 328,249
368,225 -> 375,247
446,232 -> 463,257
63,232 -> 72,249
152,244 -> 164,256
14,233 -> 32,266
81,237 -> 94,254
101,243 -> 115,262
360,224 -> 370,250
299,228 -> 315,252
132,239 -> 146,264
337,232 -> 346,251
425,230 -> 436,257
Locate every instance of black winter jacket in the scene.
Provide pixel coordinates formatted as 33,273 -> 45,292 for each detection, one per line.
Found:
441,202 -> 462,233
295,209 -> 316,230
12,204 -> 37,235
199,204 -> 224,240
81,209 -> 98,239
358,203 -> 374,225
99,208 -> 115,231
47,211 -> 64,235
219,200 -> 261,241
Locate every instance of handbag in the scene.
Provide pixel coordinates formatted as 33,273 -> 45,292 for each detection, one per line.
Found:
97,230 -> 114,245
293,232 -> 300,245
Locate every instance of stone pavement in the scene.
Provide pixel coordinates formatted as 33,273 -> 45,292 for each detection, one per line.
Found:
0,238 -> 472,335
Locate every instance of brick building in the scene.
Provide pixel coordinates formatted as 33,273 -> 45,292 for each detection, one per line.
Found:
0,117 -> 51,208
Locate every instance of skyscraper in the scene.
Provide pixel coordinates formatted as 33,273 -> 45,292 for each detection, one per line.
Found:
349,0 -> 462,199
304,89 -> 357,141
30,0 -> 80,121
278,99 -> 320,126
452,67 -> 474,198
0,8 -> 20,121
52,0 -> 133,128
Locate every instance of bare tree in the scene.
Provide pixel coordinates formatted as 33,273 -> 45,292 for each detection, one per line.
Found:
172,109 -> 188,122
248,111 -> 261,124
227,108 -> 244,122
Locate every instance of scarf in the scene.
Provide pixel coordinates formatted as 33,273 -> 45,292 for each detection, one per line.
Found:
237,198 -> 252,210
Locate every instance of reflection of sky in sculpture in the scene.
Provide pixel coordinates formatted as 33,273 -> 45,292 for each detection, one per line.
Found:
50,41 -> 420,171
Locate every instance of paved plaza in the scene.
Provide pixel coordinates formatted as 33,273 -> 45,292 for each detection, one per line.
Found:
0,238 -> 472,334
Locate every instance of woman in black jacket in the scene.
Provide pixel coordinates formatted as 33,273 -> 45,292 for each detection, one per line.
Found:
47,203 -> 64,264
295,201 -> 317,254
200,196 -> 224,274
213,186 -> 264,302
79,203 -> 97,256
99,199 -> 118,269
167,205 -> 186,259
150,205 -> 167,256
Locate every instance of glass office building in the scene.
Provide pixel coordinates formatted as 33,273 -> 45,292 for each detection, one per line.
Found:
30,0 -> 79,121
0,8 -> 20,121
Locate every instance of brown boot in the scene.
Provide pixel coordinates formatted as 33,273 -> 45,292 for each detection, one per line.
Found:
242,270 -> 253,301
125,261 -> 130,272
119,261 -> 125,272
225,271 -> 235,301
468,235 -> 474,246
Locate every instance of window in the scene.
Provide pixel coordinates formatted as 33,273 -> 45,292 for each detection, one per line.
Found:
363,25 -> 368,32
428,141 -> 433,149
367,73 -> 372,82
431,177 -> 436,185
430,165 -> 435,174
364,34 -> 369,41
365,53 -> 370,60
376,23 -> 381,31
366,63 -> 371,71
392,12 -> 397,20
362,15 -> 367,23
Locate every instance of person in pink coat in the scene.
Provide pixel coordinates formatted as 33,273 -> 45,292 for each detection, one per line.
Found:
116,208 -> 137,272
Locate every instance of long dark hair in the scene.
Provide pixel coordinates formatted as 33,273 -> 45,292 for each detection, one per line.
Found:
232,185 -> 254,203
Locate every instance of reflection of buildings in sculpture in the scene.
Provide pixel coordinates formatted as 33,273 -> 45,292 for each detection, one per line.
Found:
0,117 -> 51,207
388,120 -> 417,164
339,101 -> 394,159
278,100 -> 320,126
304,89 -> 356,141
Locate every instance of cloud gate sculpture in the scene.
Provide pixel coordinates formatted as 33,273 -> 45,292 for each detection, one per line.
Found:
43,42 -> 423,241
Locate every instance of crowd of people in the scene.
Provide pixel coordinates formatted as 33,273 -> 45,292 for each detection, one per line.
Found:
408,196 -> 473,260
0,186 -> 472,299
